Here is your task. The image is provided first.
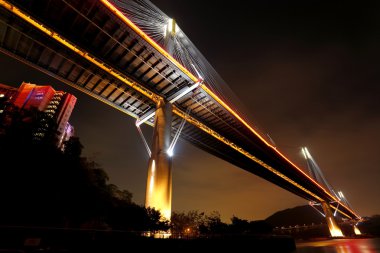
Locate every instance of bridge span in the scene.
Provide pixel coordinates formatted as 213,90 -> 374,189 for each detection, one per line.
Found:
0,0 -> 361,236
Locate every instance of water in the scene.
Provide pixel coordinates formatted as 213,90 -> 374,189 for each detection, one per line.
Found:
296,238 -> 380,253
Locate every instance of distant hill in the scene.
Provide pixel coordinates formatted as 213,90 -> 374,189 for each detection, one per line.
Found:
265,205 -> 326,227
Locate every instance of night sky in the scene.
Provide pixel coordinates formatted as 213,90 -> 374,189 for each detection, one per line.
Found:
1,0 -> 380,222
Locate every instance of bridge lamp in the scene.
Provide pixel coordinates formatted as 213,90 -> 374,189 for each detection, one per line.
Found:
169,81 -> 201,104
136,81 -> 200,128
164,18 -> 177,37
136,111 -> 155,127
328,217 -> 344,237
354,225 -> 362,235
301,147 -> 307,159
167,148 -> 174,157
302,147 -> 312,159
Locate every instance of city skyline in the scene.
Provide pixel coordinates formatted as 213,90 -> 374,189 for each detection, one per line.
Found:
0,0 -> 379,222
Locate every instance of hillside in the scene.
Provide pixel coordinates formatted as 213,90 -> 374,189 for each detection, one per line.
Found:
265,205 -> 326,227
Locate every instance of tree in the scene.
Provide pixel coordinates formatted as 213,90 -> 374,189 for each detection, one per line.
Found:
171,210 -> 205,237
248,220 -> 273,234
144,207 -> 170,232
202,211 -> 228,235
230,216 -> 250,234
108,184 -> 133,203
0,107 -> 169,232
63,136 -> 83,159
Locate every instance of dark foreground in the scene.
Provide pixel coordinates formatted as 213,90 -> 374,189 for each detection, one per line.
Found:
0,227 -> 295,253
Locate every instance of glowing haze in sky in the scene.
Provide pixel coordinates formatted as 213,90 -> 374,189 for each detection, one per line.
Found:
1,0 -> 379,222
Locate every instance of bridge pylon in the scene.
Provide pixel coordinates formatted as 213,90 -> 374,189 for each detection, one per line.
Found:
353,224 -> 362,235
145,99 -> 173,221
164,18 -> 177,56
321,201 -> 344,237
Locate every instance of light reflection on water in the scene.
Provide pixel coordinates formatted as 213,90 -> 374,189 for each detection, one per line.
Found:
296,238 -> 380,253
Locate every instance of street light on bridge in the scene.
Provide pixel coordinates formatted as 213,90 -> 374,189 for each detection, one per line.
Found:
164,18 -> 177,38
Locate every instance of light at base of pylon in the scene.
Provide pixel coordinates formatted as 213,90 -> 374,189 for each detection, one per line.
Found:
354,225 -> 362,235
328,217 -> 344,237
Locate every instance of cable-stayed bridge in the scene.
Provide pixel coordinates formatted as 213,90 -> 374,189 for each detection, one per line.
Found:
0,0 -> 361,236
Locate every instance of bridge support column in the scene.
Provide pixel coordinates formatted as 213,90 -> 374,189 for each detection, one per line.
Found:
145,99 -> 172,221
321,201 -> 344,237
353,224 -> 362,235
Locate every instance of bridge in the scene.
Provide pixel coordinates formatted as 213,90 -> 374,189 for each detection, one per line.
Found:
0,0 -> 361,236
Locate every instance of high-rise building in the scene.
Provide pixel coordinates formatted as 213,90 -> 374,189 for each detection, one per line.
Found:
13,82 -> 56,111
1,82 -> 77,149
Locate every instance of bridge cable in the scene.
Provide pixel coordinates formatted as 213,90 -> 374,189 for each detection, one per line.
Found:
136,122 -> 152,157
309,202 -> 326,218
168,106 -> 191,155
66,0 -> 272,153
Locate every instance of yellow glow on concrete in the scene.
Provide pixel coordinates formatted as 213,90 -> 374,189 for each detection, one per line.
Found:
321,202 -> 344,237
354,225 -> 362,235
145,158 -> 172,221
149,160 -> 155,194
146,158 -> 171,221
145,101 -> 172,221
328,217 -> 344,237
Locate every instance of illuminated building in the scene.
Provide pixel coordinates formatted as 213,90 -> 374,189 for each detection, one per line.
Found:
13,82 -> 56,111
32,88 -> 77,148
1,82 -> 76,148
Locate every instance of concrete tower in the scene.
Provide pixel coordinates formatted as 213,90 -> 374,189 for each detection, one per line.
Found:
145,99 -> 173,221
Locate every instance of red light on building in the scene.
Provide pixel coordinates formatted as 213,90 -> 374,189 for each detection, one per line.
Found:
1,82 -> 77,149
13,82 -> 55,111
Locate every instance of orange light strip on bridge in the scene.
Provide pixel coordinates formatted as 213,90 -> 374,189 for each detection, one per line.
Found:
202,85 -> 341,201
329,203 -> 352,219
173,107 -> 324,202
176,105 -> 353,219
100,0 -> 199,84
0,0 -> 359,219
0,47 -> 150,123
0,0 -> 160,105
175,108 -> 354,220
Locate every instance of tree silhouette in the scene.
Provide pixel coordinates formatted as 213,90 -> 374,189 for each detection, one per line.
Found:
171,210 -> 205,237
0,105 -> 167,233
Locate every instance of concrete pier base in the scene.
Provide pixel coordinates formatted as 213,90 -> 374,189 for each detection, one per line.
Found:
321,202 -> 344,237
